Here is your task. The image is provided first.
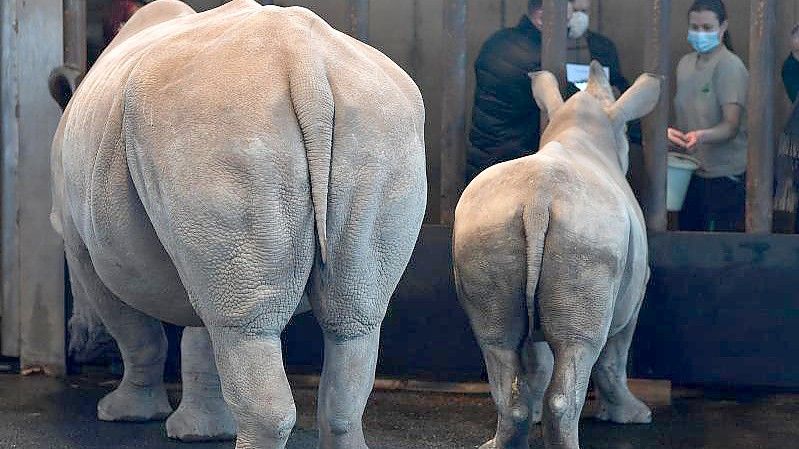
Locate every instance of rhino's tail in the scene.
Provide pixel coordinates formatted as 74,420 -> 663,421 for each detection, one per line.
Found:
522,189 -> 552,341
289,39 -> 334,265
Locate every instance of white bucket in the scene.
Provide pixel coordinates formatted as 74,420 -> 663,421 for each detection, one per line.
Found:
667,152 -> 700,212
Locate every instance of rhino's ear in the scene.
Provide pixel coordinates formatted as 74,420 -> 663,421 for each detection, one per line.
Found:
607,73 -> 662,127
529,71 -> 564,117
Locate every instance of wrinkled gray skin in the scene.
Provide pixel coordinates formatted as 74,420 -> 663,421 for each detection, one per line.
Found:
453,62 -> 661,449
50,1 -> 427,448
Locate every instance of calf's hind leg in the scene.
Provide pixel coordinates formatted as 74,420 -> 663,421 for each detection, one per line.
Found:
456,272 -> 531,449
538,273 -> 614,448
591,301 -> 652,424
64,239 -> 172,422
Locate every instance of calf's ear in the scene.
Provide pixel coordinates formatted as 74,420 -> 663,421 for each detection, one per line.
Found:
607,73 -> 662,127
529,71 -> 564,118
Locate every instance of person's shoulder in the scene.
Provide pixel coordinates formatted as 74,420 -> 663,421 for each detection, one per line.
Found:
586,30 -> 615,49
482,25 -> 533,51
676,53 -> 696,71
717,48 -> 747,74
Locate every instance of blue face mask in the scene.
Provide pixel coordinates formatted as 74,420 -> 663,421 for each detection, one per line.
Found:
688,31 -> 721,54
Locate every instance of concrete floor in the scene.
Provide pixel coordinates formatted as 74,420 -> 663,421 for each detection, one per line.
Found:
1,373 -> 798,449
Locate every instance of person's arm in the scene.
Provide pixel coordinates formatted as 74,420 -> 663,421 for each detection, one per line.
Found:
683,103 -> 743,151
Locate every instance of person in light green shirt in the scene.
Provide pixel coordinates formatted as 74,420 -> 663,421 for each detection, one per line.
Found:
668,0 -> 748,232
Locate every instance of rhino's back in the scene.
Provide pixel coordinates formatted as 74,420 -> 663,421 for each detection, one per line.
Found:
58,0 -> 424,324
535,142 -> 648,335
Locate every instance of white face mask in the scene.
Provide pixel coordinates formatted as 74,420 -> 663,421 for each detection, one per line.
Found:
568,11 -> 589,39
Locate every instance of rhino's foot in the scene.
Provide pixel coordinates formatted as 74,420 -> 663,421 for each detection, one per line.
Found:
594,394 -> 652,424
97,383 -> 173,422
166,399 -> 237,442
479,438 -> 528,449
529,401 -> 543,424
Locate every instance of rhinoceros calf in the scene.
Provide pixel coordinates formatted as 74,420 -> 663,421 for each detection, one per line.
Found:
50,1 -> 427,448
453,62 -> 660,449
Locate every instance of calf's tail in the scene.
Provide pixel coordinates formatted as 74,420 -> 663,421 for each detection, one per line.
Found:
523,198 -> 551,341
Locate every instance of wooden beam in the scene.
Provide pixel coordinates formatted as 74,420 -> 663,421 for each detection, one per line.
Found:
1,0 -> 21,358
641,0 -> 671,232
541,0 -> 567,86
439,0 -> 467,225
746,0 -> 776,234
348,0 -> 369,43
63,0 -> 86,75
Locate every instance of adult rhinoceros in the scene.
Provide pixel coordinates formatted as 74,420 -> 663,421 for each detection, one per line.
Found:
50,1 -> 427,448
453,62 -> 660,449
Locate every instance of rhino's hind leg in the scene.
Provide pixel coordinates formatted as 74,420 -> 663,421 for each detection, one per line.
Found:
166,326 -> 236,441
542,343 -> 601,449
591,304 -> 652,424
207,328 -> 296,449
478,344 -> 532,449
456,280 -> 530,448
65,241 -> 172,422
521,340 -> 554,425
316,329 -> 380,449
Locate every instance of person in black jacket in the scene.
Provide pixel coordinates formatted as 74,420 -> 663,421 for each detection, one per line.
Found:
782,23 -> 799,104
565,0 -> 640,144
467,0 -> 634,182
467,0 -> 548,182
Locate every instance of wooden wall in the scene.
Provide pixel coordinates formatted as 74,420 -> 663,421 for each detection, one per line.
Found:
180,0 -> 799,224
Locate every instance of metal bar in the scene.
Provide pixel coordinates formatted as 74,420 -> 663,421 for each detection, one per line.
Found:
541,0 -> 567,86
641,0 -> 671,232
1,0 -> 21,358
63,0 -> 86,75
348,0 -> 369,43
746,0 -> 776,234
439,0 -> 467,225
16,0 -> 66,375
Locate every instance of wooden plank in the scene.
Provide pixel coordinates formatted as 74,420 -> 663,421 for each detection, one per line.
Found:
746,0 -> 777,234
415,0 -> 444,224
348,0 -> 369,42
63,0 -> 87,74
368,0 -> 414,74
541,0 -> 567,85
287,374 -> 672,405
0,0 -> 21,358
439,0 -> 467,225
15,0 -> 66,375
641,0 -> 670,232
540,0 -> 567,131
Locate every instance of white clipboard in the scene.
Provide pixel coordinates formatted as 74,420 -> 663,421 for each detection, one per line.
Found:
566,63 -> 610,91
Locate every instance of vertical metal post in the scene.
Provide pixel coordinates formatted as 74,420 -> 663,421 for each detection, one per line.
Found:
12,0 -> 66,375
63,0 -> 86,75
439,0 -> 467,225
348,0 -> 369,43
641,0 -> 670,232
1,0 -> 21,358
746,0 -> 776,234
541,0 -> 567,86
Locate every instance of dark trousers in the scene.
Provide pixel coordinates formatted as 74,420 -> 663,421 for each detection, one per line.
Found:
679,174 -> 746,232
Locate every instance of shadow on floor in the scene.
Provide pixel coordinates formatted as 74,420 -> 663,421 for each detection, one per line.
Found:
0,373 -> 797,448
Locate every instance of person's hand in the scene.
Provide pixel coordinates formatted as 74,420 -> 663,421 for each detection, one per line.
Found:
683,130 -> 705,152
668,127 -> 688,149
